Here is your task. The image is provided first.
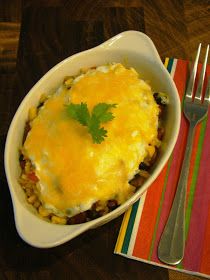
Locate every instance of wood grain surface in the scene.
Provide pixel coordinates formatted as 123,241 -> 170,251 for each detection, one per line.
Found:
0,0 -> 209,279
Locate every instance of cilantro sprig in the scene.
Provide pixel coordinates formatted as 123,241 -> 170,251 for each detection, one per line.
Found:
66,102 -> 117,144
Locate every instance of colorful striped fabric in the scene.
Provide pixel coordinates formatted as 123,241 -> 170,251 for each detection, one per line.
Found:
115,58 -> 210,278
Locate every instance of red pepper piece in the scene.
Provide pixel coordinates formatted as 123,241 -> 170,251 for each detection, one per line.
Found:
27,172 -> 39,182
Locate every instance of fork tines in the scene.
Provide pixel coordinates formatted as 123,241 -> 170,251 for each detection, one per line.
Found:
185,44 -> 209,104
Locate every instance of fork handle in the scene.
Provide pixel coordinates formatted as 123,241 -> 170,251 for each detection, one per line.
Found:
158,122 -> 196,265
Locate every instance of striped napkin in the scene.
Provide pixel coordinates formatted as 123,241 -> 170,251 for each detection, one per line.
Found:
115,58 -> 210,278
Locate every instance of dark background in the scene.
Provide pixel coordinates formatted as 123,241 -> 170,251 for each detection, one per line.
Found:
0,0 -> 209,279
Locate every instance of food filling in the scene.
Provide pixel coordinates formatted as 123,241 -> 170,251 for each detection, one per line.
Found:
19,63 -> 167,224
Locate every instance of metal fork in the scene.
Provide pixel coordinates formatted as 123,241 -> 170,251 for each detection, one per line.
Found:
158,44 -> 210,265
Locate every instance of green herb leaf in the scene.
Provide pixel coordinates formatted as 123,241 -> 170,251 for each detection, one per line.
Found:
92,103 -> 117,123
66,102 -> 117,144
66,102 -> 90,126
88,115 -> 107,144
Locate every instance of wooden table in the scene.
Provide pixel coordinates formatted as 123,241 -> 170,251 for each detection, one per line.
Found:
0,1 -> 209,279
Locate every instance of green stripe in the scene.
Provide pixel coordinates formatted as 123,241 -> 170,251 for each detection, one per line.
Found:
167,58 -> 174,73
148,155 -> 173,260
148,58 -> 175,260
121,200 -> 140,254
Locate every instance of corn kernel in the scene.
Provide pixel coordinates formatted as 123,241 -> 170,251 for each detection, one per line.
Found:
28,107 -> 37,121
38,206 -> 50,217
147,145 -> 155,157
51,215 -> 67,225
33,201 -> 40,208
64,77 -> 73,87
24,161 -> 31,174
21,174 -> 27,180
27,194 -> 37,204
18,177 -> 27,186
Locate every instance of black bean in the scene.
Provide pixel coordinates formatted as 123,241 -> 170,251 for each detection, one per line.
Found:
129,174 -> 145,188
153,93 -> 161,105
68,212 -> 87,224
86,209 -> 100,220
153,92 -> 167,106
107,200 -> 118,210
139,162 -> 149,171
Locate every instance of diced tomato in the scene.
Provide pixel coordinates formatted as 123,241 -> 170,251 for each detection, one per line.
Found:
27,172 -> 39,182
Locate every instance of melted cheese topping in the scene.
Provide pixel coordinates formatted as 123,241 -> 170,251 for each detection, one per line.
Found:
23,64 -> 160,217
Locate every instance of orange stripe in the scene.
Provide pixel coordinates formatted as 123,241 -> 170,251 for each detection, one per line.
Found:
132,164 -> 168,258
173,59 -> 188,100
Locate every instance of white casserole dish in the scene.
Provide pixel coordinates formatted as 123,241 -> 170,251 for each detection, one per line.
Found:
4,31 -> 181,248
